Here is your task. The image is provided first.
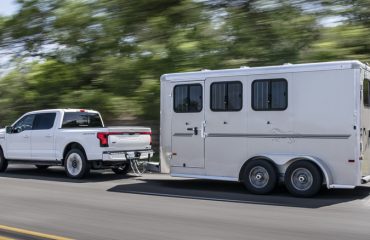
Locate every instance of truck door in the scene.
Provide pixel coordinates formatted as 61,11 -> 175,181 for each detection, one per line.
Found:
6,114 -> 35,160
171,81 -> 205,168
31,112 -> 57,160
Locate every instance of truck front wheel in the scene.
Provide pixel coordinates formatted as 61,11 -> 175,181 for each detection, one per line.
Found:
0,148 -> 8,172
64,149 -> 90,179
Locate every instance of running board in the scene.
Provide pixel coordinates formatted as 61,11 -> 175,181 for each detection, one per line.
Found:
329,184 -> 355,189
361,175 -> 370,184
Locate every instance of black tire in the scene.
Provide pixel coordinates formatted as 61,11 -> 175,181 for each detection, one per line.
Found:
0,148 -> 8,173
284,161 -> 322,197
64,149 -> 90,179
35,165 -> 49,170
242,159 -> 277,194
112,163 -> 131,175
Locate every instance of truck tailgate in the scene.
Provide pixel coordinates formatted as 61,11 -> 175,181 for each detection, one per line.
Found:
105,127 -> 151,151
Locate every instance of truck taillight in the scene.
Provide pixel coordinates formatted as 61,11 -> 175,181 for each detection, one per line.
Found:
140,131 -> 152,145
97,132 -> 109,147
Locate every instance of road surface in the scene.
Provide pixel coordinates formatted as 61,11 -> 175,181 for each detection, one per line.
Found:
0,165 -> 369,240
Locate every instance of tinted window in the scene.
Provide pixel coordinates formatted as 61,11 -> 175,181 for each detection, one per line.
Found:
62,112 -> 104,128
211,81 -> 242,111
33,113 -> 56,130
13,114 -> 35,132
364,79 -> 370,107
252,79 -> 287,111
174,84 -> 203,113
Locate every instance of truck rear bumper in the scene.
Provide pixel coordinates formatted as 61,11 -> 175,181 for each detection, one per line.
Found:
102,150 -> 154,162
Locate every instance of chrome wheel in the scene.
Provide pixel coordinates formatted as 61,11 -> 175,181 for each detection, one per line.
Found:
66,153 -> 83,176
249,166 -> 270,189
290,167 -> 313,191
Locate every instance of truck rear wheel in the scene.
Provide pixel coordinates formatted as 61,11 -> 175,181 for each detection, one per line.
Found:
112,163 -> 131,175
0,148 -> 8,172
64,149 -> 90,179
242,159 -> 277,194
284,161 -> 322,197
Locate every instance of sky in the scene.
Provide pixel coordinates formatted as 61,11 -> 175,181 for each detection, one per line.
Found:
0,0 -> 19,16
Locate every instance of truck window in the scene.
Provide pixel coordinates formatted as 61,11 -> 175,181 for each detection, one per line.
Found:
33,113 -> 56,130
13,114 -> 35,132
174,84 -> 203,113
62,112 -> 104,128
252,79 -> 287,111
364,79 -> 370,107
210,81 -> 242,111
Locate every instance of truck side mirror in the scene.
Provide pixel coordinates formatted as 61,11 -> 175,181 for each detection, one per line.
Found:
5,126 -> 13,134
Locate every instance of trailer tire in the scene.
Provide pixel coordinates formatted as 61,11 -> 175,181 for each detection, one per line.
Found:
35,165 -> 49,170
243,160 -> 277,194
64,149 -> 90,179
112,163 -> 131,175
284,161 -> 322,197
0,148 -> 8,172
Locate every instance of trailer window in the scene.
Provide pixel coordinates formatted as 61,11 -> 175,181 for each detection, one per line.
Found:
210,81 -> 242,111
364,79 -> 370,107
174,84 -> 203,113
252,79 -> 287,111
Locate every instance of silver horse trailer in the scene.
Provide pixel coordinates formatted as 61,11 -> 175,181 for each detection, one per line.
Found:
160,61 -> 370,197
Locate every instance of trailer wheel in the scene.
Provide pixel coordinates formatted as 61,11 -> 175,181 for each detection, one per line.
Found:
35,165 -> 49,170
243,160 -> 277,194
64,149 -> 90,179
0,148 -> 8,172
112,163 -> 131,175
284,161 -> 322,197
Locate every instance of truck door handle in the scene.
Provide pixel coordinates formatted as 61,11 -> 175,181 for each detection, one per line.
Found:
187,127 -> 198,135
45,135 -> 52,138
24,135 -> 29,139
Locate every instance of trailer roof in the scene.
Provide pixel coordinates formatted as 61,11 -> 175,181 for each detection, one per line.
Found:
161,60 -> 369,82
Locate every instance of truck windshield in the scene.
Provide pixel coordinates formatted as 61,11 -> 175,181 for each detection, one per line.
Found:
62,112 -> 104,128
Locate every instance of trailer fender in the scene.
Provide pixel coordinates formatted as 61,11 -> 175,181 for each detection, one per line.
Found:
245,154 -> 333,188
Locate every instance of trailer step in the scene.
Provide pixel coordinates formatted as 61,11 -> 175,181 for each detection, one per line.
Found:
361,175 -> 370,184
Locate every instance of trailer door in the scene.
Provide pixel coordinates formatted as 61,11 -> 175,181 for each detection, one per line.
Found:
361,76 -> 370,177
171,81 -> 205,168
204,77 -> 247,177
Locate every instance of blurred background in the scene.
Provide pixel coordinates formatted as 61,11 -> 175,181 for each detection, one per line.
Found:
0,0 -> 369,128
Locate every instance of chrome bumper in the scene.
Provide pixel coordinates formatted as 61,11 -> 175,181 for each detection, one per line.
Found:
102,150 -> 154,162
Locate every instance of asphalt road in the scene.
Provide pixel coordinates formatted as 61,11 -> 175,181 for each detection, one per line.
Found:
0,165 -> 369,240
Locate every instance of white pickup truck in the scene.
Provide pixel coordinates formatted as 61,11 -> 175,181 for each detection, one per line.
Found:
0,109 -> 153,178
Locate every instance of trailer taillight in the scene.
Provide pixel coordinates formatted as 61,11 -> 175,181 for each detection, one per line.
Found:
97,132 -> 109,147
